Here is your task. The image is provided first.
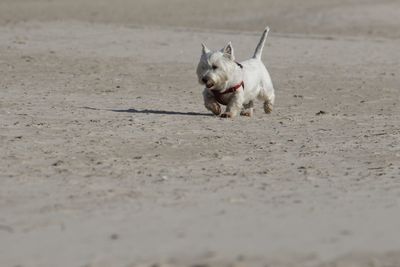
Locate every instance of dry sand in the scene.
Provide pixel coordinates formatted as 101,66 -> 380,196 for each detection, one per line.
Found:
1,1 -> 400,266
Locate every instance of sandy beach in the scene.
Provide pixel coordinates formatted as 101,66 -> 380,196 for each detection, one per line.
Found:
1,1 -> 400,266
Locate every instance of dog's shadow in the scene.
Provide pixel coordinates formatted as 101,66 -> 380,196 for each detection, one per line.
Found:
82,107 -> 212,117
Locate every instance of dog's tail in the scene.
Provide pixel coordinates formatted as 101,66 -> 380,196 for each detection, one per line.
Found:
253,27 -> 270,60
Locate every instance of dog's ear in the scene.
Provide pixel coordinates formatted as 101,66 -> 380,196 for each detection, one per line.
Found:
201,43 -> 210,54
222,42 -> 234,60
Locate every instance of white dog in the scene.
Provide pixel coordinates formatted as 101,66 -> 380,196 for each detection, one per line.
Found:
196,27 -> 275,118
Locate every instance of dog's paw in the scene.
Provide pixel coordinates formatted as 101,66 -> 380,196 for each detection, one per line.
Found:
210,103 -> 221,115
205,102 -> 221,115
240,109 -> 253,117
220,112 -> 233,118
263,101 -> 273,114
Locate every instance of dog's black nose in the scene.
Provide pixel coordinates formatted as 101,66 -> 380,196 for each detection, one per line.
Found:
202,77 -> 208,83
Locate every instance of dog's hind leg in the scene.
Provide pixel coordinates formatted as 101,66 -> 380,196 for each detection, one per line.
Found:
264,93 -> 275,114
258,86 -> 275,114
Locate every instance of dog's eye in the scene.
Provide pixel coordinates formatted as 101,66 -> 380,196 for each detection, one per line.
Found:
212,65 -> 218,70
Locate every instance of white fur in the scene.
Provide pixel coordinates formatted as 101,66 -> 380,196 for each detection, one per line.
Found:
196,27 -> 275,118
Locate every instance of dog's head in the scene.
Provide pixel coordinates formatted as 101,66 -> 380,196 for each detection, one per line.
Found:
196,42 -> 239,91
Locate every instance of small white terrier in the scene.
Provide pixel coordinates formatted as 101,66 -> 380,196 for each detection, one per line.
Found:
196,27 -> 275,118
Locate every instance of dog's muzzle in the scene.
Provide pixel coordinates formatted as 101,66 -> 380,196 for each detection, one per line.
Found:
202,77 -> 214,89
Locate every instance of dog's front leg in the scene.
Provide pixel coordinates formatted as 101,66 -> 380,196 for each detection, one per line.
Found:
203,89 -> 221,115
241,100 -> 254,117
221,91 -> 244,118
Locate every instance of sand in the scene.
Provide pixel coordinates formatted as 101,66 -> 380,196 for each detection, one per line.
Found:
0,1 -> 400,266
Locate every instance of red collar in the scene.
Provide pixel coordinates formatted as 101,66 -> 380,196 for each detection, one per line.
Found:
211,81 -> 244,104
212,81 -> 244,95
